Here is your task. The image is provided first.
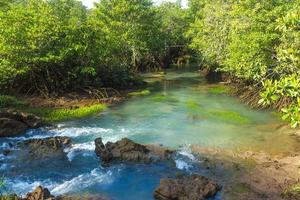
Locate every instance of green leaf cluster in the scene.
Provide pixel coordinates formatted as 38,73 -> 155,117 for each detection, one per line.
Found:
187,0 -> 300,127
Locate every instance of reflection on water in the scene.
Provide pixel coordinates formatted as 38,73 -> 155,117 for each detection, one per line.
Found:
0,68 -> 296,199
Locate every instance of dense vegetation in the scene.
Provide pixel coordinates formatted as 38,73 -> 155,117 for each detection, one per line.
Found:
187,0 -> 300,127
0,0 -> 299,127
0,0 -> 187,96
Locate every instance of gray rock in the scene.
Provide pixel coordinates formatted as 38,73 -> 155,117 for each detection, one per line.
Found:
154,175 -> 221,200
19,136 -> 71,159
0,117 -> 28,137
0,109 -> 44,128
95,137 -> 173,164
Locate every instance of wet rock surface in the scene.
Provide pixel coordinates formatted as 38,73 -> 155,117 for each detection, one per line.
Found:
95,137 -> 174,164
10,137 -> 72,171
0,118 -> 28,137
18,136 -> 71,160
153,174 -> 221,200
0,110 -> 44,137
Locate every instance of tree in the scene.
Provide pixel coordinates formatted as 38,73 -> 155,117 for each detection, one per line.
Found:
187,0 -> 300,127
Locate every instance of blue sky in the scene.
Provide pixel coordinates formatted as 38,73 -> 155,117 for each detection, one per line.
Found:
80,0 -> 188,8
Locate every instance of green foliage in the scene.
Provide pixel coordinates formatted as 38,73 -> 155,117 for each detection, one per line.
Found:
282,184 -> 300,198
1,0 -> 185,95
260,75 -> 300,127
128,89 -> 151,97
23,104 -> 107,122
156,2 -> 188,47
187,0 -> 300,127
0,95 -> 28,108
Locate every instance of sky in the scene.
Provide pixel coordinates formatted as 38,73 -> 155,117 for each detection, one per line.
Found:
80,0 -> 188,8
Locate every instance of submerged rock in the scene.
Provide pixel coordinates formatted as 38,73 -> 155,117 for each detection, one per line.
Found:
18,136 -> 71,161
0,110 -> 44,137
153,175 -> 221,200
94,137 -> 174,164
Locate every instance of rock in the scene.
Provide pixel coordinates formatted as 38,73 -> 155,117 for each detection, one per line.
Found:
153,175 -> 221,200
0,110 -> 45,137
23,186 -> 54,200
0,118 -> 28,137
18,136 -> 71,160
0,109 -> 44,128
3,149 -> 12,156
145,144 -> 174,160
95,137 -> 173,164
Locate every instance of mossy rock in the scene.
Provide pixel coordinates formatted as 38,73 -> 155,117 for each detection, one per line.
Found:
128,89 -> 151,97
208,85 -> 230,94
208,110 -> 251,124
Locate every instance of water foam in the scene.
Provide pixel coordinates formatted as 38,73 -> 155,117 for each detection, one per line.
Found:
175,145 -> 198,171
51,168 -> 114,195
64,142 -> 95,161
53,127 -> 113,138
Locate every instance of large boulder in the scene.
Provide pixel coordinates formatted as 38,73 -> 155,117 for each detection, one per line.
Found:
95,137 -> 173,164
0,118 -> 28,137
0,110 -> 44,137
18,136 -> 71,160
0,109 -> 43,128
153,175 -> 221,200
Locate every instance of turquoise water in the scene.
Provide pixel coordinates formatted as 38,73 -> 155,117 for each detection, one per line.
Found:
0,68 -> 297,199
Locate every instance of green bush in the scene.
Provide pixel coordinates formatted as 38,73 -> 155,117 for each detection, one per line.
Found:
187,0 -> 300,127
0,95 -> 27,108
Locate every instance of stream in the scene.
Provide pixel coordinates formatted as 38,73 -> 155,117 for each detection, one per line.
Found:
0,67 -> 298,199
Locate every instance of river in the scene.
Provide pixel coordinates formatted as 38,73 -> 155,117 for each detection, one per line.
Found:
0,67 -> 297,199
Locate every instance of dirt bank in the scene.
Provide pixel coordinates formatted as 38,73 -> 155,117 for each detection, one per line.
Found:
190,144 -> 300,200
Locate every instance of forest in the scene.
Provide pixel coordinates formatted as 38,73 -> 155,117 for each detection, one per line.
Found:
1,0 -> 300,200
0,0 -> 299,127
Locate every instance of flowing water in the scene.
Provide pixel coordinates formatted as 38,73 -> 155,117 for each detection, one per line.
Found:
0,68 -> 298,199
